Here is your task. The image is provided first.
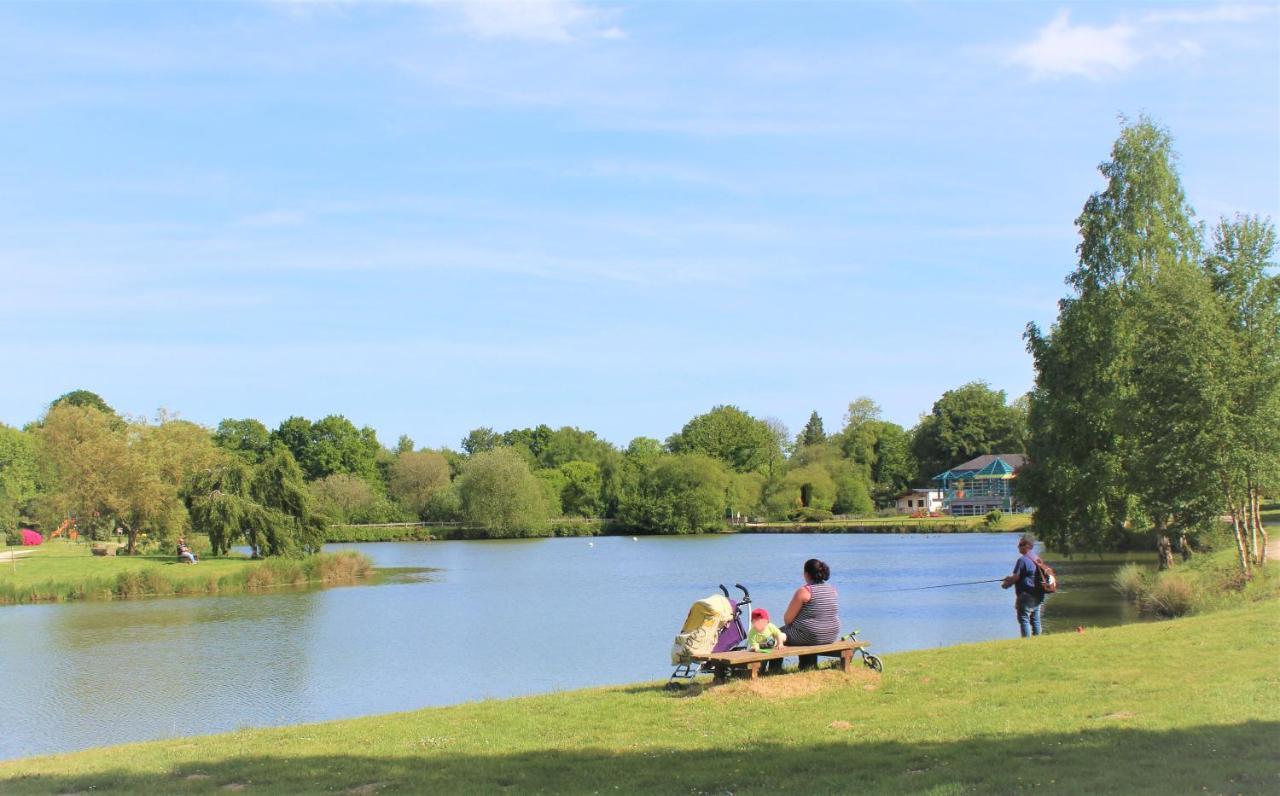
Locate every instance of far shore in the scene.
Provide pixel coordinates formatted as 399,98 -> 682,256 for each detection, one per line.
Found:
323,513 -> 1034,542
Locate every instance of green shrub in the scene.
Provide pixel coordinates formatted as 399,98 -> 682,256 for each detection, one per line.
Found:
1144,573 -> 1196,618
788,507 -> 834,523
984,510 -> 1003,527
1112,563 -> 1146,601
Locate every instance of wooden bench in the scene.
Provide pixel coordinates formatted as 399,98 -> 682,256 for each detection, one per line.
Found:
695,640 -> 868,682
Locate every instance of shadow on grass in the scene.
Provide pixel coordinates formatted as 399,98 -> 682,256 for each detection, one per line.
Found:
3,721 -> 1277,795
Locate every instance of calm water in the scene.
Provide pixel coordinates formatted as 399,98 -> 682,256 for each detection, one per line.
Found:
0,533 -> 1142,760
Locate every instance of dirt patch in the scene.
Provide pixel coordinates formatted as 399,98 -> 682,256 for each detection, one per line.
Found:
828,720 -> 853,730
1098,711 -> 1136,720
221,784 -> 249,792
707,667 -> 880,701
184,774 -> 211,781
346,783 -> 389,795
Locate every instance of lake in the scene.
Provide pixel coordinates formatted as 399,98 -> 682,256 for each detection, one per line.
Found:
0,533 -> 1143,760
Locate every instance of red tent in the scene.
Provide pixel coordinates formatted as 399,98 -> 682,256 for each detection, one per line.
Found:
19,529 -> 42,546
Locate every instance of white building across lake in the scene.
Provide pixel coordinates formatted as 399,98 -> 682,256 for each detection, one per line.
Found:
895,488 -> 945,514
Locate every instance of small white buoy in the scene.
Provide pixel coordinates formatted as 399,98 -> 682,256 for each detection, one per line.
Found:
632,537 -> 638,541
588,542 -> 594,548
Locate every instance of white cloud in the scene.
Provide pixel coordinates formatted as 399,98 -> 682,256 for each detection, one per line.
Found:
439,0 -> 623,43
1006,5 -> 1274,81
1007,10 -> 1139,80
1144,3 -> 1271,25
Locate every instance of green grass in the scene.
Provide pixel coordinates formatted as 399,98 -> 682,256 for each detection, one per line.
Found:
3,596 -> 1276,794
743,513 -> 1034,534
0,541 -> 374,605
1114,546 -> 1280,619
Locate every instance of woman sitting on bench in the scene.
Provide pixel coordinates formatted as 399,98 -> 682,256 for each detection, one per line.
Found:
176,538 -> 198,564
767,558 -> 840,672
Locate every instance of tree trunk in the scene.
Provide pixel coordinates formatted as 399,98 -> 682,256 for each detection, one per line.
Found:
1177,532 -> 1192,562
1228,508 -> 1252,579
1156,534 -> 1174,571
1254,490 -> 1269,565
1222,478 -> 1252,578
1245,478 -> 1259,563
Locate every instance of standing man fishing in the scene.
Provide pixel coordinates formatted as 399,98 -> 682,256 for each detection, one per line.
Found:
1001,535 -> 1048,637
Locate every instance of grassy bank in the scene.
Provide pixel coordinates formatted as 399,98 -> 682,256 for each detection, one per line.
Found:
741,513 -> 1034,534
1113,545 -> 1280,618
324,518 -> 617,543
0,542 -> 373,605
3,597 -> 1275,794
326,514 -> 1034,542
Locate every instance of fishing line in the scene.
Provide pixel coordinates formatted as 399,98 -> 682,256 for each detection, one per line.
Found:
866,578 -> 1006,593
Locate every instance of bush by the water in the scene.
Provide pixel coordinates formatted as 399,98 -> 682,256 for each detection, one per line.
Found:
1112,563 -> 1146,600
788,507 -> 834,523
1143,573 -> 1196,618
1112,548 -> 1278,619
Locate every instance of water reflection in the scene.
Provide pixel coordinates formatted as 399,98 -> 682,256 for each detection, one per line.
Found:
0,533 -> 1142,759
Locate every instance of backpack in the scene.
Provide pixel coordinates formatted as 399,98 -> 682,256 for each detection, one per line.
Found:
1034,558 -> 1058,593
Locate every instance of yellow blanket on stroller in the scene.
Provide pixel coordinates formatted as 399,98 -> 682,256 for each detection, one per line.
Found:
670,594 -> 733,664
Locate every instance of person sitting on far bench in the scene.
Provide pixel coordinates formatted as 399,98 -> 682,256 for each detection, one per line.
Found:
177,538 -> 198,564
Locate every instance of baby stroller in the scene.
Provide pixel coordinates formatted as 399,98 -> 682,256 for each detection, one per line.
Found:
666,584 -> 751,689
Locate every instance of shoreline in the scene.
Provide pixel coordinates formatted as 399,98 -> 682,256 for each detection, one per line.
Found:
324,514 -> 1034,542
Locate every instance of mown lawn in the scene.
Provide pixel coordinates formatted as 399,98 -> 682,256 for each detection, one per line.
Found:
1,540 -> 255,588
0,541 -> 372,604
2,595 -> 1275,794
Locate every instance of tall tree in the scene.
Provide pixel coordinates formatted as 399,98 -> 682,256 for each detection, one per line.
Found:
213,418 -> 272,463
911,382 -> 1024,480
558,460 -> 603,517
50,389 -> 116,418
667,405 -> 779,474
1022,116 -> 1201,555
388,450 -> 452,518
461,427 -> 500,456
0,424 -> 38,533
186,445 -> 324,557
1126,261 -> 1235,569
35,405 -> 211,553
798,411 -> 826,448
1207,214 -> 1280,566
619,453 -> 729,534
456,447 -> 549,536
272,415 -> 382,484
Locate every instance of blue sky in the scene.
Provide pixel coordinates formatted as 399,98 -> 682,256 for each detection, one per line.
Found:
2,1 -> 1277,449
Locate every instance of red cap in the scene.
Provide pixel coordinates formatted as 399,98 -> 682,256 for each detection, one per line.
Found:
750,608 -> 769,621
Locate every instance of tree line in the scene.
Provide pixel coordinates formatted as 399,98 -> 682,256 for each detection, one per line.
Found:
1020,115 -> 1278,578
0,381 -> 1029,552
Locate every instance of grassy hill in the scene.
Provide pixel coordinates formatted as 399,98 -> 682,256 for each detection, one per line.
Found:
2,594 -> 1276,794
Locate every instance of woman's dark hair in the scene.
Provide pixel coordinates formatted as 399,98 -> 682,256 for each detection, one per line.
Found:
804,558 -> 830,584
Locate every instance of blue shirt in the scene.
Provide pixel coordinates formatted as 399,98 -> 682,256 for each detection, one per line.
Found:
1013,553 -> 1039,595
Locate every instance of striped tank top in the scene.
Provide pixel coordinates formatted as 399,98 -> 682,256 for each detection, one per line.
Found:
786,582 -> 840,645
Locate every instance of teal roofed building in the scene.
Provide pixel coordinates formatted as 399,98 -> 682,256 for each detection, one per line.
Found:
931,454 -> 1029,516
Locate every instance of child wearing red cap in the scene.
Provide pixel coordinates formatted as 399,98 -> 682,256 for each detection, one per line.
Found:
747,608 -> 786,652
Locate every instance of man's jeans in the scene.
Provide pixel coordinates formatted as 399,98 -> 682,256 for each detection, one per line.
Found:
1016,591 -> 1045,637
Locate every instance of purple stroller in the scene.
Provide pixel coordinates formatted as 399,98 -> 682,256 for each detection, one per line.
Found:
666,584 -> 751,688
